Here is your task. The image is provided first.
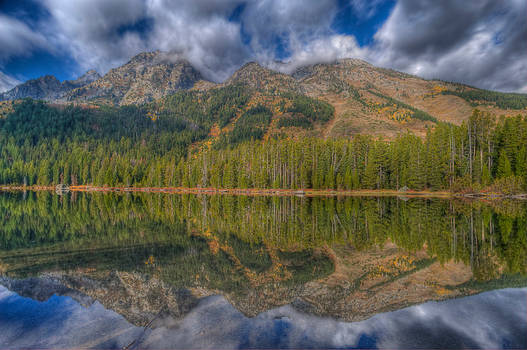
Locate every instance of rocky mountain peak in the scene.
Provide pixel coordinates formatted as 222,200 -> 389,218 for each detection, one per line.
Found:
125,51 -> 193,69
67,51 -> 204,105
226,61 -> 299,92
240,61 -> 264,70
334,58 -> 372,67
0,70 -> 104,102
40,75 -> 61,83
3,50 -> 526,139
0,75 -> 62,101
128,51 -> 161,64
231,62 -> 271,76
73,70 -> 101,85
61,70 -> 102,92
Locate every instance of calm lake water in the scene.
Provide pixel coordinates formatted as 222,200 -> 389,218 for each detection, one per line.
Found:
0,191 -> 526,349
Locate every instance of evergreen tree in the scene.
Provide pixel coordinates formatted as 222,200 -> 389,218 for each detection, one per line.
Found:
497,150 -> 512,179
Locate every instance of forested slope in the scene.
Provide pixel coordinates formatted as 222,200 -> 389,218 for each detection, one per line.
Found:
1,96 -> 526,193
3,52 -> 527,139
2,53 -> 527,193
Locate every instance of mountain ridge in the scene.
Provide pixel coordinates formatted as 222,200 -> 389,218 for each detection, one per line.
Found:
65,51 -> 205,105
2,51 -> 526,138
0,70 -> 101,101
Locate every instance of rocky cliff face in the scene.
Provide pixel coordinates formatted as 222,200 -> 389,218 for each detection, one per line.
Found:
0,70 -> 101,102
0,75 -> 62,101
65,70 -> 101,88
67,51 -> 204,105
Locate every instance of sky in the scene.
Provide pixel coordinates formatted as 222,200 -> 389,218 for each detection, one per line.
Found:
0,0 -> 526,93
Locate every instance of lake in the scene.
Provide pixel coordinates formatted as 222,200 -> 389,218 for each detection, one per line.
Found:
0,191 -> 526,349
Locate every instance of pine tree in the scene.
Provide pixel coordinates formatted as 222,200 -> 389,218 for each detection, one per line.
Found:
515,146 -> 526,178
497,149 -> 512,179
363,146 -> 379,189
37,160 -> 51,185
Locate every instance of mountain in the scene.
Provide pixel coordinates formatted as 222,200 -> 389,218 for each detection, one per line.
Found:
0,70 -> 100,101
64,69 -> 101,88
66,51 -> 205,105
224,62 -> 300,92
3,51 -> 527,138
219,58 -> 527,138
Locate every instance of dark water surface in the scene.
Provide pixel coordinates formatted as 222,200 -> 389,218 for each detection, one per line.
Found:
0,191 -> 526,349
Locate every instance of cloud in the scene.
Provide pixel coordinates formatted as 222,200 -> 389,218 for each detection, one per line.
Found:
0,71 -> 21,93
370,0 -> 527,92
242,0 -> 337,56
0,15 -> 49,63
145,0 -> 248,81
350,0 -> 388,19
239,0 -> 370,76
270,34 -> 367,74
35,0 -> 354,82
37,0 -> 249,81
0,0 -> 525,92
41,0 -> 149,74
2,283 -> 526,349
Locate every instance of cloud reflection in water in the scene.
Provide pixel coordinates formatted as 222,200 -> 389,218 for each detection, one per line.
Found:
0,285 -> 525,349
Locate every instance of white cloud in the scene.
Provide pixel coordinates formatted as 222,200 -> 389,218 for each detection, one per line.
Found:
0,71 -> 21,93
270,34 -> 367,73
240,0 -> 369,75
369,0 -> 527,92
36,0 -> 248,81
0,0 -> 526,92
145,0 -> 248,81
242,0 -> 337,54
35,0 -> 347,82
0,15 -> 49,63
1,279 -> 526,348
41,0 -> 149,74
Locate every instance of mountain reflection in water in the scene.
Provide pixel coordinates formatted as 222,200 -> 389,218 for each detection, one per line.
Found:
0,285 -> 525,349
0,191 -> 526,349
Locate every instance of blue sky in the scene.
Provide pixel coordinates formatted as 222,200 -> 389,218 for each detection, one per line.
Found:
0,0 -> 525,93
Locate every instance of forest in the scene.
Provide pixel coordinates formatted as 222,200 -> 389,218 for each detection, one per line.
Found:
442,88 -> 527,110
0,98 -> 526,194
0,192 -> 525,280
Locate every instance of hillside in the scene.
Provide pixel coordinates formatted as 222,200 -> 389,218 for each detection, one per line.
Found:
1,51 -> 527,193
290,59 -> 527,138
1,51 -> 527,140
205,58 -> 526,138
2,97 -> 526,194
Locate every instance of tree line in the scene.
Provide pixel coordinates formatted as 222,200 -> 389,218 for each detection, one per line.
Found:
0,100 -> 526,193
442,88 -> 527,110
1,192 -> 525,278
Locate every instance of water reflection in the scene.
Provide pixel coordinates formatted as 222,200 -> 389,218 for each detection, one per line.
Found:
0,284 -> 525,349
0,191 -> 526,348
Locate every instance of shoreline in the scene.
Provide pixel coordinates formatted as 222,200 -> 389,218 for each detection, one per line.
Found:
0,185 -> 525,199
